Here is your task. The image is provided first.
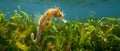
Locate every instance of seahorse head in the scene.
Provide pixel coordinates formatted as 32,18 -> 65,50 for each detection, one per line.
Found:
53,8 -> 64,17
53,8 -> 67,23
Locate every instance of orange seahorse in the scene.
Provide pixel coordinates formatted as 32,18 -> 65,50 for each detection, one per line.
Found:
31,7 -> 67,44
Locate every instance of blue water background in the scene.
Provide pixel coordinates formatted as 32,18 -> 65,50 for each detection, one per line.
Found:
0,0 -> 120,20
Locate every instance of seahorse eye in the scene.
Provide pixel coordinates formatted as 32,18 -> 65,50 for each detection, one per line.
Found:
59,14 -> 62,17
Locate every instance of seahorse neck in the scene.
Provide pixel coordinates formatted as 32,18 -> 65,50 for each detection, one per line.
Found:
44,9 -> 55,17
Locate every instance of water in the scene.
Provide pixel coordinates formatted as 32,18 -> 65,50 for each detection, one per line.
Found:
0,0 -> 120,20
0,0 -> 120,51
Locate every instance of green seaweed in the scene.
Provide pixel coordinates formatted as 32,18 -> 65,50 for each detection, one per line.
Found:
0,8 -> 120,51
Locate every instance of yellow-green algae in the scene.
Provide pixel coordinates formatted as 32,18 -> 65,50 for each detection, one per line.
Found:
0,8 -> 120,51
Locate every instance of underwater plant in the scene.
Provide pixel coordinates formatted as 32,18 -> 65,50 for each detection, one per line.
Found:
31,7 -> 67,44
0,7 -> 120,51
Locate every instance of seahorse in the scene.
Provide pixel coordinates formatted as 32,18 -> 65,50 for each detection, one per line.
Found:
31,7 -> 67,44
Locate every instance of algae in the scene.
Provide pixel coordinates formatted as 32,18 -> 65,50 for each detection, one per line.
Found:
0,8 -> 120,51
